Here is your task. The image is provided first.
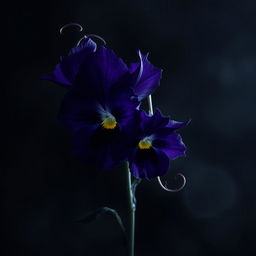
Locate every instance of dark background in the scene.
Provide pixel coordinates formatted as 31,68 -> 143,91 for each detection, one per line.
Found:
4,0 -> 256,255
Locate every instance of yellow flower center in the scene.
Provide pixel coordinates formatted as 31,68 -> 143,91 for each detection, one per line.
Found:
101,116 -> 117,129
138,139 -> 152,150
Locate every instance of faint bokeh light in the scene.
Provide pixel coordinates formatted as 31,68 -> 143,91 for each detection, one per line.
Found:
183,164 -> 237,219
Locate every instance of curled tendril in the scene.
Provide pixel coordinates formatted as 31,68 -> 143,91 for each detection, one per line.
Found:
59,23 -> 107,46
60,23 -> 83,35
147,94 -> 186,192
157,173 -> 186,192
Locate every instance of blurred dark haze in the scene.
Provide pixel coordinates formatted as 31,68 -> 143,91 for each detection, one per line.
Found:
4,0 -> 256,255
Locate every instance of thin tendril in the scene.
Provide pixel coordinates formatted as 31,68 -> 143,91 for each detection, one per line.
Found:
76,34 -> 107,46
147,94 -> 186,192
157,174 -> 186,192
86,34 -> 107,45
76,35 -> 88,46
60,23 -> 83,35
59,23 -> 107,46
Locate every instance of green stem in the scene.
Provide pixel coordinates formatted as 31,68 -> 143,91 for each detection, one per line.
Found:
126,162 -> 136,256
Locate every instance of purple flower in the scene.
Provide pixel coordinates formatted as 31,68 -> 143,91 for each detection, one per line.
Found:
42,39 -> 162,101
128,109 -> 189,179
56,46 -> 140,170
42,38 -> 188,174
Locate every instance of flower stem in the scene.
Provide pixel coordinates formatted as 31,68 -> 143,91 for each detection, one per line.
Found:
126,162 -> 136,256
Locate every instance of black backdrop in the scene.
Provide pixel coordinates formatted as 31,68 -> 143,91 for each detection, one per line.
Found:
4,0 -> 256,255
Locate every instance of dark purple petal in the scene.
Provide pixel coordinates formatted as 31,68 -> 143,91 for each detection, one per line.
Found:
75,46 -> 129,95
41,64 -> 72,87
129,148 -> 170,179
129,51 -> 162,100
60,39 -> 97,84
107,87 -> 139,126
139,109 -> 169,135
153,120 -> 190,137
167,119 -> 191,130
42,38 -> 97,87
153,133 -> 187,160
72,124 -> 127,170
58,90 -> 102,132
129,62 -> 140,74
69,38 -> 97,55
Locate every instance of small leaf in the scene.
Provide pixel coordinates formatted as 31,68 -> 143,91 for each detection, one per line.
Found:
75,207 -> 108,223
75,207 -> 126,245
